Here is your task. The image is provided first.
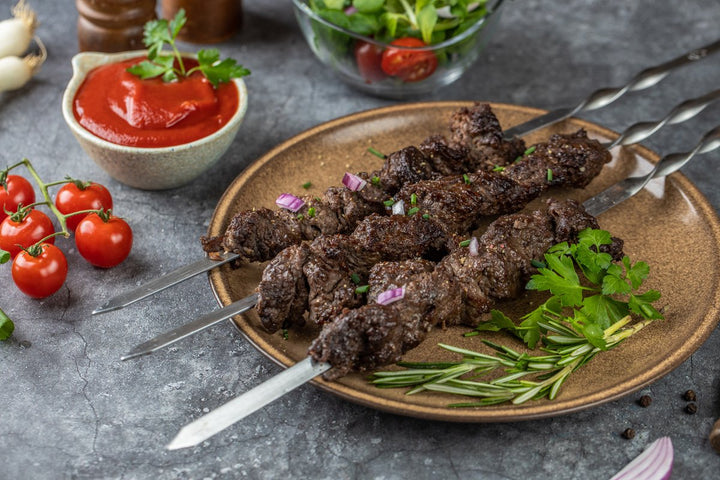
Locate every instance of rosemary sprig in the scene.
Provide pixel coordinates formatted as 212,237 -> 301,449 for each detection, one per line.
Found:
371,315 -> 656,406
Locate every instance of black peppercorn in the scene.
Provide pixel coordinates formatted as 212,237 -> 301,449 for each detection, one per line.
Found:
638,395 -> 652,407
683,390 -> 697,402
622,428 -> 636,439
685,403 -> 698,415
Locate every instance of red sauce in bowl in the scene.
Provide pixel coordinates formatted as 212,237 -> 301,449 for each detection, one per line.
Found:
73,57 -> 239,148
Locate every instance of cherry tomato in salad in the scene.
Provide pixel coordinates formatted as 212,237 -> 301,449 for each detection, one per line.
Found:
0,209 -> 55,259
354,40 -> 386,83
12,243 -> 68,298
75,212 -> 132,268
54,181 -> 113,231
0,175 -> 35,221
380,37 -> 438,82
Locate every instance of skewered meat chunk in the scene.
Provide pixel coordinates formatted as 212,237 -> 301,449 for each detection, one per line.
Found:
308,199 -> 624,379
448,103 -> 527,170
395,129 -> 611,234
256,214 -> 451,332
256,129 -> 611,332
367,259 -> 436,303
201,103 -> 526,262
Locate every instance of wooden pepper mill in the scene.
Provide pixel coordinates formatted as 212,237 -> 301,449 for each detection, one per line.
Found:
711,418 -> 720,454
161,0 -> 241,44
76,0 -> 157,52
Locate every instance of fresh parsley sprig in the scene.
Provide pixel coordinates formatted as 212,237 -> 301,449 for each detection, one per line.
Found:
370,228 -> 664,406
0,250 -> 13,341
127,9 -> 250,87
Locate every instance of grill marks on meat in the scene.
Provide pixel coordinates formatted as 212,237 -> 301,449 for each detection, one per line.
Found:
395,129 -> 611,234
256,214 -> 451,332
201,103 -> 525,262
308,199 -> 624,379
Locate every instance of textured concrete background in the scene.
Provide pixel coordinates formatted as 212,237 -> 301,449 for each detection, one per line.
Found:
1,0 -> 719,478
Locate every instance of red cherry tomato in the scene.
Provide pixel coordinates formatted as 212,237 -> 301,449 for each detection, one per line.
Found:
354,40 -> 386,83
380,37 -> 438,82
0,209 -> 55,259
12,243 -> 68,298
0,175 -> 35,221
54,181 -> 113,231
75,212 -> 132,268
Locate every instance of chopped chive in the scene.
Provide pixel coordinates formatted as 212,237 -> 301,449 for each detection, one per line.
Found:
355,285 -> 370,294
314,196 -> 322,202
492,165 -> 505,172
410,193 -> 417,205
459,239 -> 472,247
371,176 -> 381,186
383,199 -> 395,207
351,273 -> 361,284
308,207 -> 316,218
463,174 -> 471,185
407,207 -> 420,216
281,329 -> 289,340
524,146 -> 536,156
302,181 -> 312,189
368,147 -> 386,159
422,214 -> 430,219
513,156 -> 523,163
531,259 -> 547,269
296,213 -> 304,220
547,168 -> 553,181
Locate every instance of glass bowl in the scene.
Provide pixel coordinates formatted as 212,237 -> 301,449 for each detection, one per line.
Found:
292,0 -> 506,98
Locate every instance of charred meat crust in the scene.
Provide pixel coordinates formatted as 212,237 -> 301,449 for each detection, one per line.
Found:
308,199 -> 623,379
201,103 -> 525,261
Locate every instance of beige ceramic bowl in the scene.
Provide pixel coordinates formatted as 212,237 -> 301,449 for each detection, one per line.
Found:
62,51 -> 248,190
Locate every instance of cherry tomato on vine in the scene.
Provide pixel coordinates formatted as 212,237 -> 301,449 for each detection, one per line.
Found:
0,175 -> 35,222
12,243 -> 68,298
54,181 -> 113,232
0,209 -> 55,259
354,40 -> 386,83
75,212 -> 132,268
380,37 -> 438,82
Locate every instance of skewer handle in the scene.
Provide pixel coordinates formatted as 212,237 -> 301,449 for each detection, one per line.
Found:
503,38 -> 720,139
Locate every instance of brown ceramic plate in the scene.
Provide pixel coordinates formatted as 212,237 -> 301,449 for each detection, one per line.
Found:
207,102 -> 720,422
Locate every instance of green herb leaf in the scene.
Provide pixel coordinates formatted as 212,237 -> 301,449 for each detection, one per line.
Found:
126,57 -> 174,80
0,249 -> 9,264
0,308 -> 14,341
416,4 -> 438,44
355,284 -> 370,294
169,8 -> 187,39
353,0 -> 385,13
527,254 -> 584,307
194,49 -> 251,87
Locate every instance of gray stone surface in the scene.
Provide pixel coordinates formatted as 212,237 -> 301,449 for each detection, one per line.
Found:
1,0 -> 719,478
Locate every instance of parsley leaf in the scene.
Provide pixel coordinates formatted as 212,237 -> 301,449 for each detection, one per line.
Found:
0,307 -> 13,341
527,253 -> 584,306
127,10 -> 250,87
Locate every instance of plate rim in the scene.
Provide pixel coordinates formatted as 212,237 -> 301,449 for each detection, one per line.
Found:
207,101 -> 720,422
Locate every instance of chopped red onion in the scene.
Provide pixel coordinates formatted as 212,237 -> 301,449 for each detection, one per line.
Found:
342,172 -> 367,192
377,287 -> 405,306
344,5 -> 357,15
469,237 -> 479,256
610,437 -> 673,480
392,200 -> 405,215
275,193 -> 305,212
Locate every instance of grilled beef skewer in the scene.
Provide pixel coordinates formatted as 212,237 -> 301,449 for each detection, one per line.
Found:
201,104 -> 526,262
257,129 -> 611,332
308,199 -> 624,380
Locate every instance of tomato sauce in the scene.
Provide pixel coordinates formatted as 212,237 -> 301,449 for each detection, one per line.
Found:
73,57 -> 239,148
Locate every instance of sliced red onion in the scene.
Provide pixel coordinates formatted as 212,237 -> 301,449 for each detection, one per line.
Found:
342,172 -> 367,191
392,199 -> 405,215
275,193 -> 305,212
344,6 -> 357,15
468,237 -> 479,256
610,437 -> 673,480
377,287 -> 405,306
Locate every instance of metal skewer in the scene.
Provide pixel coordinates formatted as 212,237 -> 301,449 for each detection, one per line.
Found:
93,40 -> 720,316
166,125 -> 720,450
503,38 -> 720,140
122,92 -> 720,361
